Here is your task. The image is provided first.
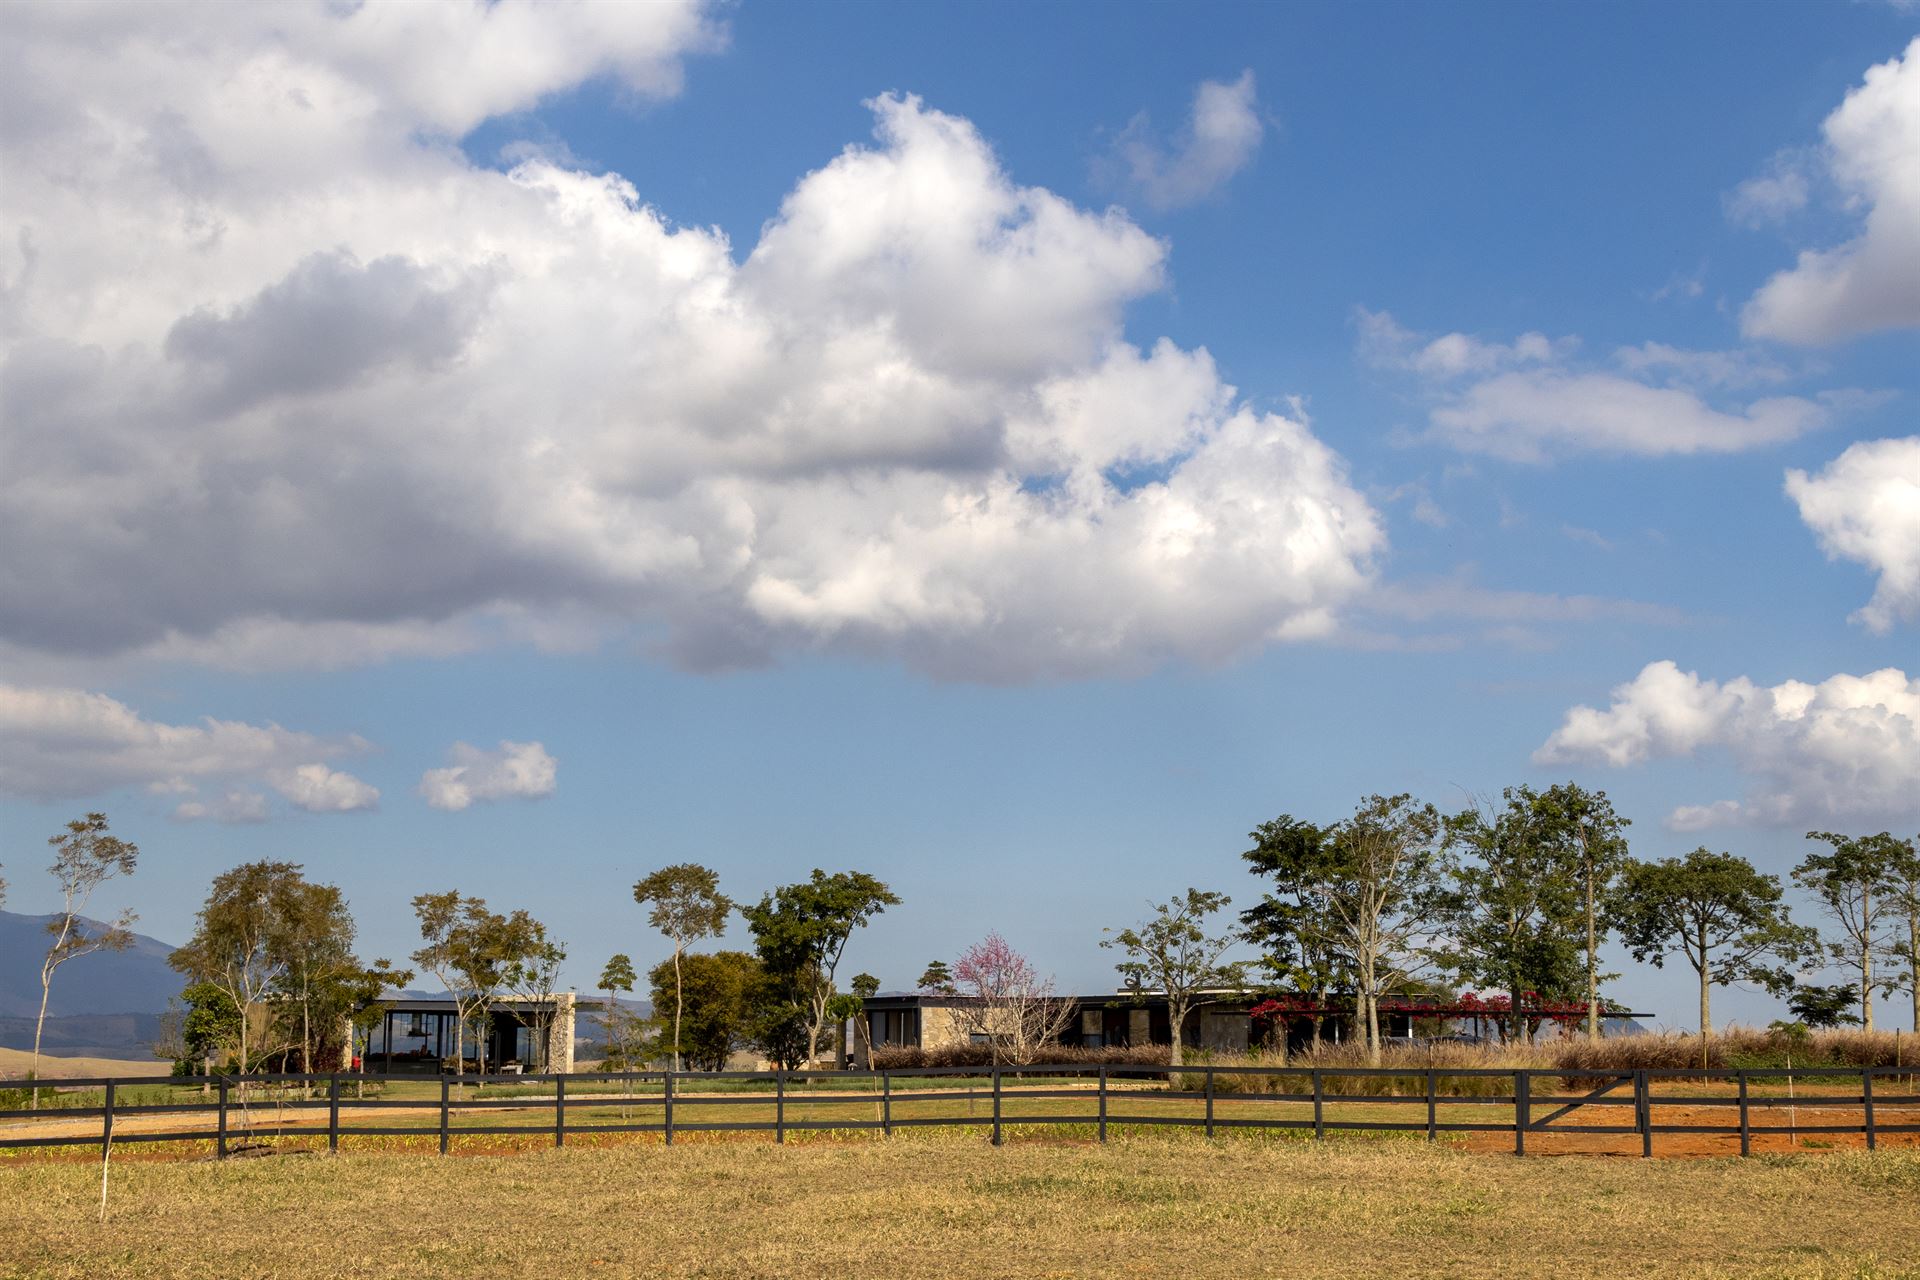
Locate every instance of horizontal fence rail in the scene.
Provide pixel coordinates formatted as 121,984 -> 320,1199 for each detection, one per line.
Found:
2,1064 -> 1915,1160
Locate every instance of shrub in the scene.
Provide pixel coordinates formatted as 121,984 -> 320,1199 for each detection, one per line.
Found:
869,1043 -> 1169,1071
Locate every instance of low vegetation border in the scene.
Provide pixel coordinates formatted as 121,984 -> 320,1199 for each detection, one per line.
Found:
5,1063 -> 1919,1161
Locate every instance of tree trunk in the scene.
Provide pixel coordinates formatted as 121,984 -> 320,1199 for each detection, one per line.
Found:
1168,998 -> 1185,1068
1585,866 -> 1601,1043
1861,920 -> 1875,1032
1698,963 -> 1712,1071
1910,915 -> 1919,1037
30,964 -> 54,1109
672,947 -> 684,1073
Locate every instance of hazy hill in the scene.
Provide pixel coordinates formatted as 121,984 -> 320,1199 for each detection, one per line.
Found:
0,910 -> 182,1019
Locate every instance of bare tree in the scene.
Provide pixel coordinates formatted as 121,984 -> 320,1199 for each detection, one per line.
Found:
30,814 -> 139,1103
952,934 -> 1077,1066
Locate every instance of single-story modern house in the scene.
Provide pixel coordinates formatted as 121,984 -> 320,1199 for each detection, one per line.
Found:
853,990 -> 1648,1064
363,994 -> 575,1074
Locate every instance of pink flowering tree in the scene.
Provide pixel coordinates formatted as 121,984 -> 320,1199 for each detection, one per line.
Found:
952,933 -> 1077,1066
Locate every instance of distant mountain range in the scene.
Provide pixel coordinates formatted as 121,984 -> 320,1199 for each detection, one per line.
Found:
0,910 -> 182,1018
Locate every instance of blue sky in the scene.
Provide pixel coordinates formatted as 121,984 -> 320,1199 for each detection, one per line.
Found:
2,1 -> 1917,1031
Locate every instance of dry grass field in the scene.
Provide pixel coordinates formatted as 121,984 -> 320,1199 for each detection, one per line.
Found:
0,1050 -> 170,1080
1,1136 -> 1917,1280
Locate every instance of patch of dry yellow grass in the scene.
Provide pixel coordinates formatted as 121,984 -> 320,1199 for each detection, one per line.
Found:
0,1049 -> 170,1080
1,1135 -> 1917,1279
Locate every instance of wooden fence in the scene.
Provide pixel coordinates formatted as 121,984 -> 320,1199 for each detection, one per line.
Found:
3,1064 -> 1916,1159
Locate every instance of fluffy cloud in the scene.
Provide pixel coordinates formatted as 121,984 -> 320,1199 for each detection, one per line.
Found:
270,763 -> 381,813
1742,39 -> 1920,344
1359,309 -> 1843,462
0,10 -> 1379,683
1786,436 -> 1920,632
419,740 -> 557,811
1113,71 -> 1264,211
1535,660 -> 1920,828
0,682 -> 377,817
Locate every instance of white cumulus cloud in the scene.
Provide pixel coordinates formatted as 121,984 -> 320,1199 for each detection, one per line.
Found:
1113,71 -> 1264,211
1741,38 -> 1920,344
419,740 -> 557,811
0,12 -> 1379,683
0,682 -> 377,818
1535,659 -> 1920,828
1786,436 -> 1920,632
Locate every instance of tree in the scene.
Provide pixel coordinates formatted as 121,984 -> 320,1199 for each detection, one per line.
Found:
1242,816 -> 1352,1046
952,934 -> 1077,1066
31,813 -> 139,1102
1612,849 -> 1816,1067
505,924 -> 567,1071
1787,983 -> 1863,1029
633,864 -> 734,1072
1103,889 -> 1247,1068
410,892 -> 547,1075
1886,835 -> 1920,1037
848,972 -> 880,1068
1795,832 -> 1904,1031
742,870 -> 899,1067
1532,782 -> 1632,1041
175,981 -> 243,1075
916,960 -> 956,995
598,954 -> 637,1065
648,951 -> 762,1070
1242,796 -> 1449,1064
170,861 -> 307,1076
1442,789 -> 1583,1045
270,878 -> 357,1073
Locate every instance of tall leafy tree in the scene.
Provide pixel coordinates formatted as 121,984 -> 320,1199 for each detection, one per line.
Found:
31,813 -> 139,1100
1241,815 -> 1353,1045
271,877 -> 357,1073
742,869 -> 899,1066
1532,782 -> 1632,1041
633,864 -> 734,1072
1886,835 -> 1920,1037
505,924 -> 567,1071
646,951 -> 761,1071
1243,796 -> 1449,1063
1795,831 -> 1904,1031
1612,849 -> 1816,1066
410,892 -> 547,1075
1103,889 -> 1247,1068
1442,789 -> 1583,1044
170,861 -> 309,1075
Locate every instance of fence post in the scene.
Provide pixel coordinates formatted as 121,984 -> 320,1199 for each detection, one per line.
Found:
1426,1068 -> 1437,1143
664,1069 -> 675,1147
438,1076 -> 450,1156
991,1068 -> 1002,1147
1636,1070 -> 1651,1159
554,1076 -> 566,1149
1863,1067 -> 1876,1151
1204,1067 -> 1215,1139
881,1072 -> 891,1138
775,1071 -> 786,1145
1514,1071 -> 1529,1157
1738,1072 -> 1750,1157
100,1081 -> 116,1163
216,1079 -> 229,1159
1097,1066 -> 1108,1144
327,1073 -> 340,1153
1311,1070 -> 1324,1142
